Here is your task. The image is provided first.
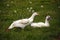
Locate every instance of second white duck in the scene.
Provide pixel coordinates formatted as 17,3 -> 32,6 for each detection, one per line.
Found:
31,15 -> 51,28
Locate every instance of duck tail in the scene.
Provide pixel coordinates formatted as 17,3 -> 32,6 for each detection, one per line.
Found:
8,23 -> 14,29
6,22 -> 14,32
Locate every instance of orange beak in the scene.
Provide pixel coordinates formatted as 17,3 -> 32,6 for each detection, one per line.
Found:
37,13 -> 39,15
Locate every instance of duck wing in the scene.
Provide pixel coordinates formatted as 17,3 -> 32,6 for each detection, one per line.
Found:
20,19 -> 29,24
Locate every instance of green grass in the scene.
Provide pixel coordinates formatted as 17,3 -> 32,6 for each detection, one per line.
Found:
0,0 -> 60,40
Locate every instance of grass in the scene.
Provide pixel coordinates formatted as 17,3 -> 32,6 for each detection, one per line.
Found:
0,0 -> 60,40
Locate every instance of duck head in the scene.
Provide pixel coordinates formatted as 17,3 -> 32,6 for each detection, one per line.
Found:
46,15 -> 51,21
33,12 -> 39,16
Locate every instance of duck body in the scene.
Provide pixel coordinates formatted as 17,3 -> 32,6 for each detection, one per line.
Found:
31,15 -> 51,28
8,12 -> 38,29
31,22 -> 49,28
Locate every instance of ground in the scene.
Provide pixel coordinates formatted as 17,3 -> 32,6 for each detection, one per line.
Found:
0,0 -> 60,40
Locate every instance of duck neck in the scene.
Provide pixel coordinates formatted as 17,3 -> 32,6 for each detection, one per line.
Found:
45,18 -> 49,25
29,14 -> 36,20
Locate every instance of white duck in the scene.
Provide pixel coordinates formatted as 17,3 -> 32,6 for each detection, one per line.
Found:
31,15 -> 51,28
8,12 -> 39,30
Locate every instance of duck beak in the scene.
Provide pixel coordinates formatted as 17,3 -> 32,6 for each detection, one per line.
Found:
37,14 -> 39,15
50,17 -> 51,20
